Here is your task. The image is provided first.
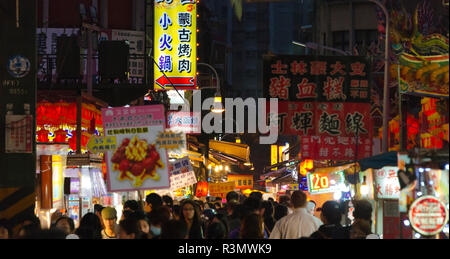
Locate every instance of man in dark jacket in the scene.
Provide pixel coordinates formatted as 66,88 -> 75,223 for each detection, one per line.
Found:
309,200 -> 347,239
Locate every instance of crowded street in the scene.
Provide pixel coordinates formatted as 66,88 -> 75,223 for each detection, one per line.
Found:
0,0 -> 448,248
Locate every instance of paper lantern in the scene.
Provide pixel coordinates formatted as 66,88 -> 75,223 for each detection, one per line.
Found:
196,181 -> 208,197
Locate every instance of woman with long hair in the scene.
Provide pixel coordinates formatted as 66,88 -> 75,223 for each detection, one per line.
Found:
240,213 -> 265,239
179,200 -> 204,239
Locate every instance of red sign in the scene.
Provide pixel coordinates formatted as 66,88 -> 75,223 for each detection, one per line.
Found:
409,195 -> 449,236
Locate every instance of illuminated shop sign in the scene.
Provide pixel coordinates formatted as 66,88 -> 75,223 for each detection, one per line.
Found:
307,171 -> 345,194
154,0 -> 197,90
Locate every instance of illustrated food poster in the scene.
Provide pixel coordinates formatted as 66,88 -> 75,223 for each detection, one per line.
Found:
102,105 -> 170,192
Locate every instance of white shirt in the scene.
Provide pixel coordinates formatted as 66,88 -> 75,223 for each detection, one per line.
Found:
269,207 -> 323,239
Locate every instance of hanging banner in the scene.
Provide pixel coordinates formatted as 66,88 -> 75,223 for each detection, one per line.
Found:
227,175 -> 253,190
102,105 -> 170,192
209,181 -> 236,198
374,167 -> 401,199
154,0 -> 197,90
409,195 -> 449,236
263,55 -> 371,102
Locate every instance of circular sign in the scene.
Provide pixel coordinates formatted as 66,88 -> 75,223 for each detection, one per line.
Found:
7,55 -> 30,78
408,195 -> 449,236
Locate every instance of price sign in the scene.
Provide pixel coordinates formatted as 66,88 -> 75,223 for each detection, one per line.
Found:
307,171 -> 345,194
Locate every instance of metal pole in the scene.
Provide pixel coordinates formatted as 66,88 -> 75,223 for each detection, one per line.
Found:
198,63 -> 221,92
368,0 -> 390,153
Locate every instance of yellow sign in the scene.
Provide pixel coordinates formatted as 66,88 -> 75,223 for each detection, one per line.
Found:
156,130 -> 185,150
87,136 -> 117,154
209,181 -> 236,198
227,175 -> 253,190
154,0 -> 197,90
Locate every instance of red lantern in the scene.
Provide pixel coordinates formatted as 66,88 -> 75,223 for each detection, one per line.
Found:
37,129 -> 49,143
53,128 -> 68,143
196,181 -> 209,197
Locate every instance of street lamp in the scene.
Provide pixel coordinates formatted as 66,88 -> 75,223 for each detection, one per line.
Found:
368,0 -> 390,153
292,41 -> 350,56
198,63 -> 225,113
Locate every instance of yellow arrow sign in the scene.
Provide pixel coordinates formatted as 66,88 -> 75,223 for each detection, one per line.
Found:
87,136 -> 117,154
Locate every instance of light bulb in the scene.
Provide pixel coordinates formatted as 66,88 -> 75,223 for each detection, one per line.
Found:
403,219 -> 410,226
334,191 -> 342,200
361,185 -> 369,196
419,168 -> 424,173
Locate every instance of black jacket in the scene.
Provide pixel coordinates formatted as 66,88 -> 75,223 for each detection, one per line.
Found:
309,224 -> 347,239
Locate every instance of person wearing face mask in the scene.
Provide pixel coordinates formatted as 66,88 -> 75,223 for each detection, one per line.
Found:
148,205 -> 171,239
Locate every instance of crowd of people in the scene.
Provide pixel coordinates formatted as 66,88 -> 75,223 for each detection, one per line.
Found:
0,190 -> 379,239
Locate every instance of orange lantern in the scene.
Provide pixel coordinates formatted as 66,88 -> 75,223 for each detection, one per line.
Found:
300,159 -> 314,175
196,181 -> 209,197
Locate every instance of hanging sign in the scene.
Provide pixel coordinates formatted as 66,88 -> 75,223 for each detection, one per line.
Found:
86,135 -> 117,154
154,0 -> 197,90
263,55 -> 371,102
306,170 -> 345,195
102,105 -> 170,192
5,115 -> 33,153
227,175 -> 253,190
374,167 -> 401,199
209,181 -> 236,198
167,111 -> 201,134
168,157 -> 197,191
409,195 -> 449,236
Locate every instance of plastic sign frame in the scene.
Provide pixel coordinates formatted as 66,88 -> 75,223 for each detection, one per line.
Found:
408,195 -> 449,236
154,0 -> 197,90
307,170 -> 345,195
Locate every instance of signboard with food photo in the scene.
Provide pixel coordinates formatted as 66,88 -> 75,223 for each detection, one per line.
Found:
102,105 -> 170,192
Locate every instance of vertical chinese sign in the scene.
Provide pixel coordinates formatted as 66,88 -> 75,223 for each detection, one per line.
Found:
264,55 -> 373,161
102,105 -> 170,192
154,0 -> 197,90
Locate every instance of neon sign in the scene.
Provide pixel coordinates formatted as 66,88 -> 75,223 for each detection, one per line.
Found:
307,171 -> 345,194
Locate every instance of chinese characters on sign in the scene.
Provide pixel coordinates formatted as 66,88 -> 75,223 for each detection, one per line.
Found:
264,55 -> 371,102
209,181 -> 236,198
102,105 -> 170,192
409,196 -> 449,236
374,167 -> 401,199
167,157 -> 197,191
227,175 -> 254,190
269,102 -> 373,160
154,0 -> 197,90
5,115 -> 33,153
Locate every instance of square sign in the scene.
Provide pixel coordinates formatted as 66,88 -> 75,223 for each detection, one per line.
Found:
307,171 -> 345,195
154,0 -> 197,90
102,105 -> 170,192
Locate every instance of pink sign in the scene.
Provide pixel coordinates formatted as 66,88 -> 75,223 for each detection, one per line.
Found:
102,105 -> 170,192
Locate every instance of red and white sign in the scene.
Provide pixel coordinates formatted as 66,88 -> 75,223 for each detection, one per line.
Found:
374,167 -> 401,199
409,195 -> 449,236
5,115 -> 33,153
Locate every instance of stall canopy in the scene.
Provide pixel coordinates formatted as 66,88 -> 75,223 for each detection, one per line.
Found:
357,151 -> 398,171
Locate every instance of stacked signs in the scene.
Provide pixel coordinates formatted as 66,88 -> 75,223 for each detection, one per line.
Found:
264,55 -> 372,161
154,0 -> 197,90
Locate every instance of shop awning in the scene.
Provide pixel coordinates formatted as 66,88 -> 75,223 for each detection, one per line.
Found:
357,151 -> 398,171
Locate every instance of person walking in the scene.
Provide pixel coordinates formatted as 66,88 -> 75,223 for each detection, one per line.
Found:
101,207 -> 119,239
269,190 -> 322,239
261,200 -> 276,235
240,213 -> 265,239
309,201 -> 346,239
180,200 -> 204,239
344,199 -> 380,239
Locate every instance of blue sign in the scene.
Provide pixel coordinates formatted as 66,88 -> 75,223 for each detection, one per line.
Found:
7,55 -> 30,78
